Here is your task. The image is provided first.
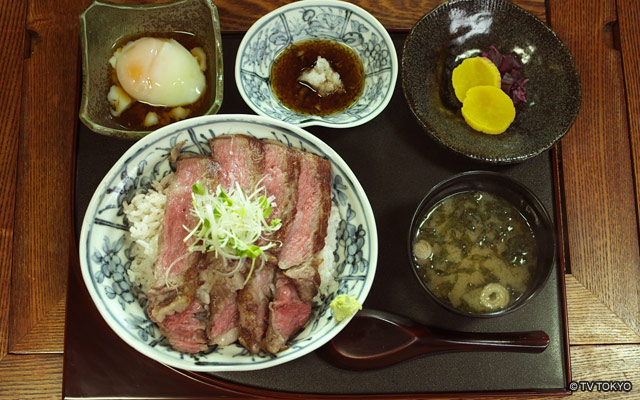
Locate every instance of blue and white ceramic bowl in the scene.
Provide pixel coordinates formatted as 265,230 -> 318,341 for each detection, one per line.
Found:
79,114 -> 378,371
235,0 -> 397,128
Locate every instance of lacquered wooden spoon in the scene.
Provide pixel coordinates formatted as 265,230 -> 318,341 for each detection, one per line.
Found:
321,309 -> 550,370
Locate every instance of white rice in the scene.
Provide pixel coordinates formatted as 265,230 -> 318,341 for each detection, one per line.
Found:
123,176 -> 340,297
317,203 -> 340,297
123,176 -> 170,293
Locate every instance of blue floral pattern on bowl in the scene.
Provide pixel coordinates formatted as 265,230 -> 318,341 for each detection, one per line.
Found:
235,0 -> 397,128
79,115 -> 378,371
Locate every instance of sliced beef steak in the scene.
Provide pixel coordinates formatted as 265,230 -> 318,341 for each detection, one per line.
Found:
237,262 -> 276,354
143,135 -> 335,355
263,273 -> 312,354
263,151 -> 332,352
150,156 -> 212,287
206,135 -> 267,346
147,156 -> 218,353
278,152 -> 332,269
210,134 -> 264,192
205,253 -> 247,346
283,261 -> 321,303
261,141 -> 300,255
159,299 -> 209,353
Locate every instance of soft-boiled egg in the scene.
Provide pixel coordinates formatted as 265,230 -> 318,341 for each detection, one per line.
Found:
111,37 -> 206,107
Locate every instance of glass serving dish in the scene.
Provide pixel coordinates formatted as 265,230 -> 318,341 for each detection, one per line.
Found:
79,0 -> 224,139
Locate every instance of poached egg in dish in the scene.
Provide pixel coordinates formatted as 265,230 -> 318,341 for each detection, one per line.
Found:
110,37 -> 206,108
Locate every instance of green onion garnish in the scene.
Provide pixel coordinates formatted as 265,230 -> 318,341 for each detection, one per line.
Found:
184,181 -> 282,285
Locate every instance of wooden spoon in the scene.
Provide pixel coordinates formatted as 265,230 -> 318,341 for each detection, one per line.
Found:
321,309 -> 550,370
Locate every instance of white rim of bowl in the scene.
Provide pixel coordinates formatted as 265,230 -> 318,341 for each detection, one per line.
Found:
79,114 -> 378,371
234,0 -> 398,129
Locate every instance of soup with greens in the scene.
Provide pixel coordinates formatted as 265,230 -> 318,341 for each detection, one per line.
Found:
412,191 -> 537,313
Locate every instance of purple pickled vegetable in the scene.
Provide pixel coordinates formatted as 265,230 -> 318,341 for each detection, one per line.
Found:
499,53 -> 523,74
483,45 -> 503,67
482,46 -> 529,105
501,72 -> 516,93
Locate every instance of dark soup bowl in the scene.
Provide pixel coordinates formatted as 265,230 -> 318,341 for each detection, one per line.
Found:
408,171 -> 556,317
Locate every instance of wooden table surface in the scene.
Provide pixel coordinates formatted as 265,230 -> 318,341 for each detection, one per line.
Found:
1,0 -> 639,398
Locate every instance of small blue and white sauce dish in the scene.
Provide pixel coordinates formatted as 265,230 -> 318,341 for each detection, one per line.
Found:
235,0 -> 398,128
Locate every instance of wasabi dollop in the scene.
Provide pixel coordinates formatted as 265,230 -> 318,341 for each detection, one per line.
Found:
330,294 -> 362,322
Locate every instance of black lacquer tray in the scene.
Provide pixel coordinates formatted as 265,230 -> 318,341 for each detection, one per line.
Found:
65,33 -> 570,399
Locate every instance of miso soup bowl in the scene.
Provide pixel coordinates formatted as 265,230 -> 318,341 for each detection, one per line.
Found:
407,171 -> 556,318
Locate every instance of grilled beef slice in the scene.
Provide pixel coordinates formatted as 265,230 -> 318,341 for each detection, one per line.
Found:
158,296 -> 209,353
262,151 -> 332,352
261,141 -> 300,255
263,273 -> 312,354
205,253 -> 247,346
147,156 -> 218,353
209,134 -> 264,192
206,134 -> 266,346
278,152 -> 332,269
237,262 -> 276,354
147,135 -> 334,354
283,261 -> 321,303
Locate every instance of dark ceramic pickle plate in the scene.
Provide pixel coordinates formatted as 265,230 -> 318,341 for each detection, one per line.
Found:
402,0 -> 581,164
66,33 -> 570,398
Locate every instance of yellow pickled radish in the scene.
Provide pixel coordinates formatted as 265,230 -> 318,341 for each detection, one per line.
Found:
451,57 -> 502,102
461,86 -> 516,135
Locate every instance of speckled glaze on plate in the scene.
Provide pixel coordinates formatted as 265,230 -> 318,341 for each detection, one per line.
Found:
402,0 -> 581,164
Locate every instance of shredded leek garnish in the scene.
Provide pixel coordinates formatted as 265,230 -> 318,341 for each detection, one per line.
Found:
184,180 -> 281,285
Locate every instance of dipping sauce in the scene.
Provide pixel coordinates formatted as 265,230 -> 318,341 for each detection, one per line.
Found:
412,191 -> 537,313
270,38 -> 364,116
107,32 -> 213,130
